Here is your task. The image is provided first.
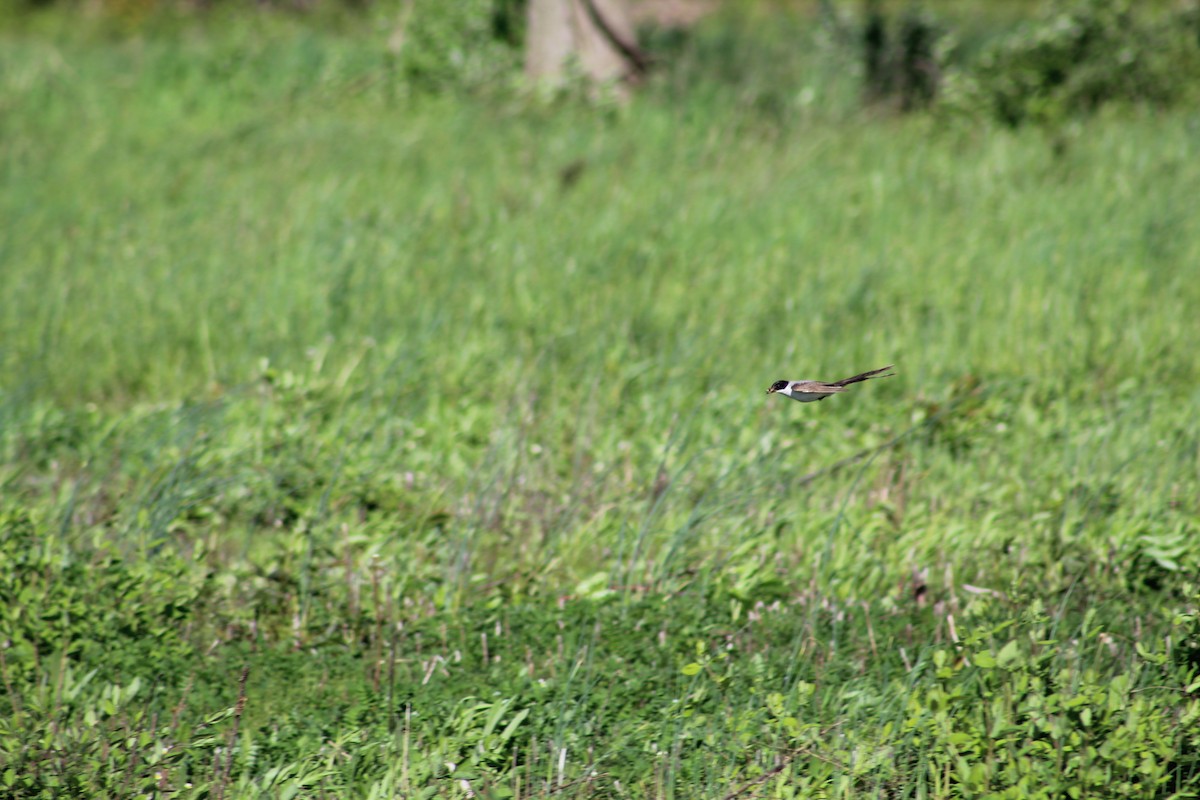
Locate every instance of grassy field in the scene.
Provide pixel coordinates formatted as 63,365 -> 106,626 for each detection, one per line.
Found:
2,4 -> 1200,798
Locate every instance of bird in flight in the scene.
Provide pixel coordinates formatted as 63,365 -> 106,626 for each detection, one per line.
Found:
766,365 -> 894,403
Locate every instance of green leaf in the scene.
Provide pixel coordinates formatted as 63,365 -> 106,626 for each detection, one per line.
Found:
682,663 -> 703,676
498,708 -> 529,743
996,639 -> 1021,668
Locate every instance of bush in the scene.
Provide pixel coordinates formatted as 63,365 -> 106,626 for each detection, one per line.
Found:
398,0 -> 525,92
0,505 -> 202,689
943,0 -> 1200,126
862,2 -> 946,112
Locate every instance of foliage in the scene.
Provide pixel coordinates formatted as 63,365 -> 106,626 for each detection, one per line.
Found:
398,0 -> 524,93
861,2 -> 946,111
941,0 -> 1200,126
0,505 -> 202,688
2,5 -> 1200,797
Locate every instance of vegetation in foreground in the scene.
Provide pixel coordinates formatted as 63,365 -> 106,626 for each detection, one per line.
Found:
2,3 -> 1200,797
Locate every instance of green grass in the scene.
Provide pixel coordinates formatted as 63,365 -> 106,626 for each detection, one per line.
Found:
2,5 -> 1200,798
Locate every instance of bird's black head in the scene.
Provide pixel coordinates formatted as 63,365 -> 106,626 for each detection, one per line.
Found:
766,380 -> 790,394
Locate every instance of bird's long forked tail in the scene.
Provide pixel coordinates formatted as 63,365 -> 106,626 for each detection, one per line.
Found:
831,365 -> 895,387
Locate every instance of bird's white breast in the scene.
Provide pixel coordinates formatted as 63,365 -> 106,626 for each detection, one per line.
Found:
782,386 -> 822,402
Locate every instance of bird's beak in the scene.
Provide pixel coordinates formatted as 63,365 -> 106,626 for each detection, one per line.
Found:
765,387 -> 774,394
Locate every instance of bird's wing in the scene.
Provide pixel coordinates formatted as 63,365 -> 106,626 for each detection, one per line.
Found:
829,365 -> 895,387
790,381 -> 845,395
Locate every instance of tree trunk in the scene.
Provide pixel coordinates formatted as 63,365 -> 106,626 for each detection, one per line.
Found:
525,0 -> 645,87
